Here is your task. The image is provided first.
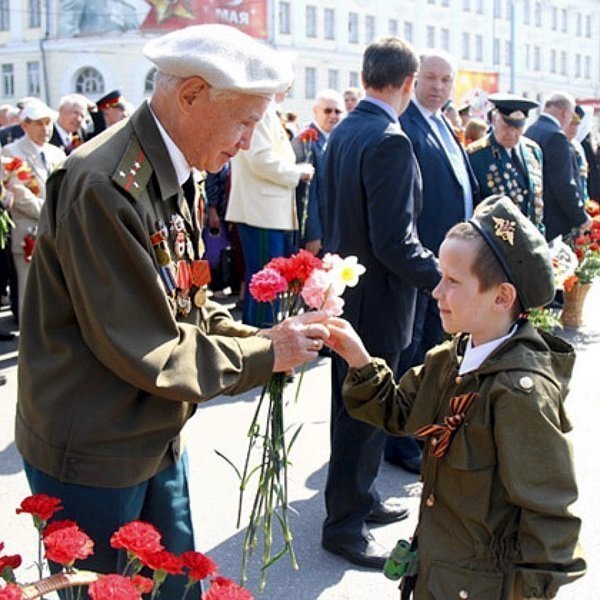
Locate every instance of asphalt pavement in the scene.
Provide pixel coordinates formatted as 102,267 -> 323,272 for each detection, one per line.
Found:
0,286 -> 598,599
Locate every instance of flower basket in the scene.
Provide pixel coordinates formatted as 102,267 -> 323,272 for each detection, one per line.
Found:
20,570 -> 100,598
561,282 -> 592,328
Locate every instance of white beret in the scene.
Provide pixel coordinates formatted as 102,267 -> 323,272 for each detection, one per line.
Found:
143,24 -> 294,98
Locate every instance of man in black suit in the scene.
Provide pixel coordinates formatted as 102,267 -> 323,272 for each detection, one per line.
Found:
525,92 -> 591,241
321,36 -> 440,569
49,94 -> 90,155
385,50 -> 480,473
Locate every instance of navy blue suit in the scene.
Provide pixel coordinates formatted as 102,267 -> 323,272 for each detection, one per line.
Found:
322,100 -> 439,544
525,114 -> 588,240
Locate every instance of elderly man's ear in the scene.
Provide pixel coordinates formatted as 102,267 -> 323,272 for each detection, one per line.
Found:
178,77 -> 211,112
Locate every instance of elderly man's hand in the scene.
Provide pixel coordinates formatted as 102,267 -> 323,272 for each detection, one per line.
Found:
298,163 -> 315,182
258,311 -> 329,372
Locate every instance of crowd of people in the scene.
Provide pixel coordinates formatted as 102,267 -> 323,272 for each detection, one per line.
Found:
0,23 -> 596,599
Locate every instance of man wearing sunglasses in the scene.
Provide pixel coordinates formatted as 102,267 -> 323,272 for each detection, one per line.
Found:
292,89 -> 344,256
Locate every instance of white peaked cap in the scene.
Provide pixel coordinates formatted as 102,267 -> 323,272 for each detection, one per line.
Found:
143,24 -> 294,98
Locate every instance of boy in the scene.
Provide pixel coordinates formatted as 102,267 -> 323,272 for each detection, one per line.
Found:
326,195 -> 586,599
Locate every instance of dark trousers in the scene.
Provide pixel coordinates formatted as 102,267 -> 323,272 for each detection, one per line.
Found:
384,292 -> 444,462
323,350 -> 402,544
24,452 -> 201,599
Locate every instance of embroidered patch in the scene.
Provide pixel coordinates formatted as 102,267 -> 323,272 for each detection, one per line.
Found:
492,216 -> 516,246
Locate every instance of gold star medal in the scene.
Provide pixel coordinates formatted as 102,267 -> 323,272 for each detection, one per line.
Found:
492,216 -> 516,246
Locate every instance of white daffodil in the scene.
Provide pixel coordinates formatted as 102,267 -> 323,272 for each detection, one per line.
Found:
331,255 -> 366,290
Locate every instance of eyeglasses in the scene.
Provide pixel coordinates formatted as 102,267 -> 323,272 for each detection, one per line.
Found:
322,108 -> 343,115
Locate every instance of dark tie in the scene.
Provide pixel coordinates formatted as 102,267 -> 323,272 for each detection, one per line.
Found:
182,174 -> 196,213
40,151 -> 49,172
511,148 -> 526,178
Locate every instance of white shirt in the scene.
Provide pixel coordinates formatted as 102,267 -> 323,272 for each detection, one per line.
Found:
459,324 -> 518,375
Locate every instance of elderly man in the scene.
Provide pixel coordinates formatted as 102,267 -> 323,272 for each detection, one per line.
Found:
292,88 -> 344,255
467,93 -> 544,231
16,25 -> 328,599
525,91 -> 592,240
49,93 -> 90,154
1,100 -> 65,321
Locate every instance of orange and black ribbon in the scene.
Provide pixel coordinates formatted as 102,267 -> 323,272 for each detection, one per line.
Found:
414,392 -> 478,458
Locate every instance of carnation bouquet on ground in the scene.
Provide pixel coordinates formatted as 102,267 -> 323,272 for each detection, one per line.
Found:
1,493 -> 252,599
217,250 -> 365,590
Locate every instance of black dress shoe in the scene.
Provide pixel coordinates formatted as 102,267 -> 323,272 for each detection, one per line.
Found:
366,501 -> 410,524
384,453 -> 422,475
322,535 -> 389,569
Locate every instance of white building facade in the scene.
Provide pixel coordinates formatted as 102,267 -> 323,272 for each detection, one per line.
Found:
0,0 -> 598,120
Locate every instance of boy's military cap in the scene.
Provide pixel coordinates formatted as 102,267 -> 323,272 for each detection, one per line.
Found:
489,93 -> 538,128
143,24 -> 293,98
469,194 -> 555,310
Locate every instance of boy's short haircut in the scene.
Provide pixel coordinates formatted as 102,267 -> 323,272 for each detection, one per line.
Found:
445,222 -> 524,317
362,37 -> 418,90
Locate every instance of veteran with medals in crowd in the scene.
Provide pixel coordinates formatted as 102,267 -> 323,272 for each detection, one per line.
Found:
14,25 -> 329,599
467,94 -> 544,232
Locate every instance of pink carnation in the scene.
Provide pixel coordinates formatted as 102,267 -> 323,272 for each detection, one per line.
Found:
301,270 -> 344,316
249,268 -> 288,302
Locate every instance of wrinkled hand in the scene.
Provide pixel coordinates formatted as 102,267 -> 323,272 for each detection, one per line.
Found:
299,163 -> 315,182
325,317 -> 371,369
305,239 -> 322,256
259,311 -> 329,372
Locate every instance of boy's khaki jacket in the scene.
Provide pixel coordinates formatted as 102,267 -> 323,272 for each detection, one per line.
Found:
344,320 -> 586,599
16,103 -> 274,488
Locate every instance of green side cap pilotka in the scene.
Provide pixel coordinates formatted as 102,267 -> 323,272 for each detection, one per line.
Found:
469,194 -> 555,310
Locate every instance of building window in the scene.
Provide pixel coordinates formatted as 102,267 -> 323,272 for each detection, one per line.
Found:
441,28 -> 450,51
27,61 -> 41,95
462,32 -> 470,60
144,68 -> 156,94
475,34 -> 483,62
475,0 -> 483,14
328,69 -> 339,90
494,0 -> 501,18
0,0 -> 9,31
524,44 -> 530,69
29,0 -> 41,28
279,2 -> 291,35
561,9 -> 567,33
428,0 -> 435,4
533,46 -> 540,71
306,5 -> 317,38
551,7 -> 557,30
550,49 -> 556,73
404,21 -> 413,43
75,67 -> 105,95
576,13 -> 582,36
365,15 -> 375,44
388,19 -> 398,36
348,12 -> 358,43
585,15 -> 591,37
426,26 -> 435,48
575,54 -> 581,78
2,64 -> 14,96
441,0 -> 450,6
324,8 -> 335,40
493,38 -> 500,65
349,71 -> 359,88
534,2 -> 541,27
504,40 -> 511,66
305,67 -> 316,99
560,51 -> 567,75
523,0 -> 530,25
584,56 -> 591,79
463,0 -> 470,11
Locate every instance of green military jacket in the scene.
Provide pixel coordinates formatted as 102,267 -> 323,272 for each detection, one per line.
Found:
344,320 -> 585,599
467,133 -> 544,232
16,103 -> 274,488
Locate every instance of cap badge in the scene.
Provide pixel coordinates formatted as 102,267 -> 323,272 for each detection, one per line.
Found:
492,217 -> 516,246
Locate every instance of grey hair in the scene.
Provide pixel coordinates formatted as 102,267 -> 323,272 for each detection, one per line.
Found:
544,91 -> 575,112
314,88 -> 344,107
153,70 -> 247,102
59,93 -> 89,111
419,49 -> 458,77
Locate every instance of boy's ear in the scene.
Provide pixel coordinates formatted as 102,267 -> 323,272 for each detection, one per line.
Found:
494,282 -> 518,312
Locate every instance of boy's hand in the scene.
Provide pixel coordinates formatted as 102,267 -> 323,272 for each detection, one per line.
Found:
325,317 -> 371,369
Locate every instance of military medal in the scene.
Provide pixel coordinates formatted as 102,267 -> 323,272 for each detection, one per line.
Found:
193,287 -> 207,308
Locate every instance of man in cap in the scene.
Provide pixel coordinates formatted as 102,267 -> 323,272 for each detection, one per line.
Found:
88,89 -> 129,139
16,25 -> 329,598
0,97 -> 38,147
525,91 -> 592,240
1,100 -> 65,321
467,93 -> 544,232
49,93 -> 91,155
565,106 -> 590,204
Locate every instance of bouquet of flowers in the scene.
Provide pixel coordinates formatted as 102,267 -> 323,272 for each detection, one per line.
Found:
295,128 -> 319,240
1,157 -> 41,197
562,217 -> 600,292
1,493 -> 252,599
219,250 -> 365,590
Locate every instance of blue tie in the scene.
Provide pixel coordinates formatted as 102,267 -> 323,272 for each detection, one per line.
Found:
430,113 -> 473,218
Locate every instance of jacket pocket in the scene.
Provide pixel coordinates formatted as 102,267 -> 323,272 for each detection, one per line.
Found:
444,424 -> 497,471
427,560 -> 503,600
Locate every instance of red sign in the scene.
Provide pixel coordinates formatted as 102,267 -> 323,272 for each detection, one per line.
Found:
141,0 -> 268,39
577,98 -> 600,113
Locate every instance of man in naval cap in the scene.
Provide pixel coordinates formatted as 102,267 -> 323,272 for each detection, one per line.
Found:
467,93 -> 545,232
15,25 -> 329,598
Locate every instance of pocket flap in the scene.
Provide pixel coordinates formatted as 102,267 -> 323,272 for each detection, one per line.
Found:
427,561 -> 503,600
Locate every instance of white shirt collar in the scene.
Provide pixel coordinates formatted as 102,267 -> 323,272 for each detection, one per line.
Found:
413,97 -> 441,121
147,102 -> 191,187
459,324 -> 518,375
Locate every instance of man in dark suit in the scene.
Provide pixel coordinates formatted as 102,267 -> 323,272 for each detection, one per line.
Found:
322,36 -> 440,569
87,90 -> 129,140
525,91 -> 591,241
386,50 -> 480,473
49,93 -> 90,155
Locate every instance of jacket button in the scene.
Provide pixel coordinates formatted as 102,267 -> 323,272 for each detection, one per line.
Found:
459,591 -> 469,599
455,376 -> 462,385
425,493 -> 435,507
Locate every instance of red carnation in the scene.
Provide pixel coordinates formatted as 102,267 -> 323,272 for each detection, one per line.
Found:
42,520 -> 78,539
131,574 -> 153,594
286,249 -> 323,285
16,170 -> 30,182
141,549 -> 183,575
0,583 -> 23,600
88,574 -> 141,600
0,552 -> 21,574
297,127 -> 319,144
181,550 -> 218,581
5,157 -> 23,172
205,577 -> 254,600
16,494 -> 63,524
44,524 -> 94,567
249,268 -> 288,302
110,521 -> 163,558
